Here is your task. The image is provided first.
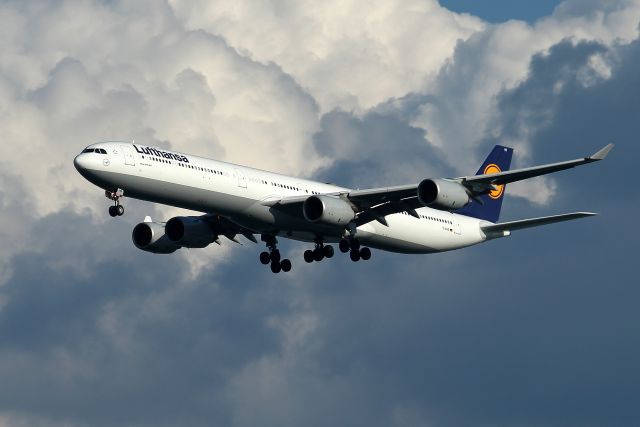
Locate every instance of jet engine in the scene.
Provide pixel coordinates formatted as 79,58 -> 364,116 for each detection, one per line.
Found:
417,179 -> 470,210
132,222 -> 180,254
165,216 -> 217,248
303,195 -> 356,226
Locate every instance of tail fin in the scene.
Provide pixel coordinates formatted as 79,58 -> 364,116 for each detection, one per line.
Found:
456,145 -> 513,223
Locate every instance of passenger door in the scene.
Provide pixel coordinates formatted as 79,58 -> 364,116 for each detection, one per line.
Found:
235,168 -> 247,188
123,146 -> 136,166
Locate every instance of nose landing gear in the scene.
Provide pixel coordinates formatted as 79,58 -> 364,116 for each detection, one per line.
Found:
106,189 -> 125,217
260,235 -> 292,273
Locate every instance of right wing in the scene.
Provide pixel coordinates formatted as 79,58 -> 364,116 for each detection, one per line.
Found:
202,214 -> 258,244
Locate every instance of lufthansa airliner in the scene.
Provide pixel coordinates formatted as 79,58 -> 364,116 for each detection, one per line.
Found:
74,142 -> 612,273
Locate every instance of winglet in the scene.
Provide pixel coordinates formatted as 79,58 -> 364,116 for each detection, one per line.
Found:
590,143 -> 614,160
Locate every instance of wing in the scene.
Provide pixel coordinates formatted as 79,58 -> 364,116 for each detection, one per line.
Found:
458,144 -> 613,194
267,144 -> 612,227
349,144 -> 613,210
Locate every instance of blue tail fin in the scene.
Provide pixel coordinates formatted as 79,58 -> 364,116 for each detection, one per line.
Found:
455,145 -> 513,223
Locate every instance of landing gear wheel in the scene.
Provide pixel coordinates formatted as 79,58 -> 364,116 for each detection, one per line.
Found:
313,247 -> 324,262
280,259 -> 292,272
339,239 -> 350,253
270,261 -> 282,273
106,189 -> 124,218
350,250 -> 361,262
260,251 -> 271,265
360,247 -> 371,260
261,235 -> 291,271
304,250 -> 314,263
350,239 -> 361,251
323,245 -> 334,258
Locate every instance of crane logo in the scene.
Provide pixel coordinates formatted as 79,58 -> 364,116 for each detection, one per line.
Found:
484,164 -> 504,199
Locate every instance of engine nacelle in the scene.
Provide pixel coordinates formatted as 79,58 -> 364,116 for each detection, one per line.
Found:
165,216 -> 217,248
303,195 -> 356,226
132,222 -> 180,254
417,179 -> 470,210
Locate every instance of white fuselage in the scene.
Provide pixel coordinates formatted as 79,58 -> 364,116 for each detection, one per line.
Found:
74,142 -> 489,254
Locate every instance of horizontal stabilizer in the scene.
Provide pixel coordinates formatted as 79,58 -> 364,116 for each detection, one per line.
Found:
481,212 -> 597,236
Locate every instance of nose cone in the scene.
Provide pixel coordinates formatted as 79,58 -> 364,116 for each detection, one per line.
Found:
74,153 -> 97,182
73,153 -> 87,172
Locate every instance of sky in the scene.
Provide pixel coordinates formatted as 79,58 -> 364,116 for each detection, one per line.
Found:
440,0 -> 564,23
0,0 -> 638,426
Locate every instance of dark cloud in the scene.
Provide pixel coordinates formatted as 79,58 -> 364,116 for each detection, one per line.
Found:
238,31 -> 640,427
0,211 -> 284,426
312,105 -> 450,188
487,36 -> 640,214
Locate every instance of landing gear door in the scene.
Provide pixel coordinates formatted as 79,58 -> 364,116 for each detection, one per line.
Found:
123,146 -> 135,166
235,168 -> 247,188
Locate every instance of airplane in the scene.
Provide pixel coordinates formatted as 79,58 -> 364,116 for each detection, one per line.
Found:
74,141 -> 613,273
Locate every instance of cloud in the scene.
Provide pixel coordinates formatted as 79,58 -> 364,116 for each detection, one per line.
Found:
0,0 -> 325,218
0,1 -> 639,426
171,0 -> 485,111
0,211 -> 286,426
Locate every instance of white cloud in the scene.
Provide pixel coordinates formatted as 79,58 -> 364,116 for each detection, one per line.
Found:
170,0 -> 485,111
0,0 -> 326,220
405,1 -> 640,203
0,0 -> 636,280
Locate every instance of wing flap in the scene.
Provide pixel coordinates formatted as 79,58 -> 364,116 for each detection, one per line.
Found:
348,184 -> 417,205
202,214 -> 258,244
260,194 -> 310,207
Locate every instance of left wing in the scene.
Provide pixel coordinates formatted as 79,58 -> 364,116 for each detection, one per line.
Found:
267,144 -> 612,227
348,143 -> 613,210
458,144 -> 613,194
353,144 -> 611,225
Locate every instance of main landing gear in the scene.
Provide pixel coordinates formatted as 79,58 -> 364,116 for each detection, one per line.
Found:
106,189 -> 125,217
259,235 -> 292,273
339,237 -> 372,262
304,238 -> 334,263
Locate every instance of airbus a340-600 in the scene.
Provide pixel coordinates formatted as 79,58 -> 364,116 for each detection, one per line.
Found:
74,142 -> 612,273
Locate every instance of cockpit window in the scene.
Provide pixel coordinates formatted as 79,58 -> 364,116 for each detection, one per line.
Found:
82,148 -> 107,154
